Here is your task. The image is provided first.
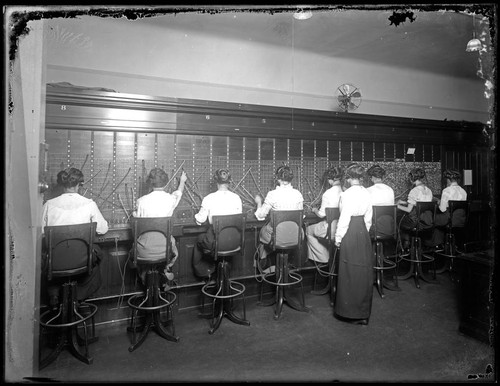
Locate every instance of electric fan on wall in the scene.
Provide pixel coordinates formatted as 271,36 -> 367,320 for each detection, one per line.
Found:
335,83 -> 362,112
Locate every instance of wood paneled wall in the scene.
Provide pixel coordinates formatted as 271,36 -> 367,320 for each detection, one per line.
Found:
44,84 -> 491,235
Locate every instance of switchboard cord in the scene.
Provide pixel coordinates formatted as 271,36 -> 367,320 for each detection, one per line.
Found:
313,246 -> 337,278
394,213 -> 408,264
253,226 -> 263,283
114,237 -> 130,310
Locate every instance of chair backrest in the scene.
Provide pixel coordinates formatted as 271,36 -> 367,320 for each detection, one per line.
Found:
130,216 -> 173,265
372,205 -> 397,240
415,201 -> 437,233
448,200 -> 470,229
45,222 -> 97,281
324,207 -> 341,244
212,213 -> 246,259
269,209 -> 303,251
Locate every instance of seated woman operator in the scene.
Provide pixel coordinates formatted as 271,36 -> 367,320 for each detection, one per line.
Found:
396,167 -> 434,251
366,164 -> 395,240
305,166 -> 344,264
192,169 -> 243,279
41,167 -> 109,310
131,167 -> 187,288
430,169 -> 468,247
253,165 -> 304,273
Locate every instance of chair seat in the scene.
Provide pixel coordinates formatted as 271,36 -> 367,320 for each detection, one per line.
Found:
374,235 -> 394,241
217,247 -> 241,256
136,257 -> 167,265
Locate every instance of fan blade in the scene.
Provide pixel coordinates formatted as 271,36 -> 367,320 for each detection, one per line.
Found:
338,95 -> 349,102
348,101 -> 358,110
337,86 -> 348,96
351,91 -> 361,98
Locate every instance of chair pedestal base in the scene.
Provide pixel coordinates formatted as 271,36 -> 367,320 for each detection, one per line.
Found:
201,260 -> 249,334
39,282 -> 98,370
260,252 -> 309,319
311,247 -> 338,307
435,233 -> 460,280
373,240 -> 400,298
398,237 -> 438,289
127,270 -> 178,352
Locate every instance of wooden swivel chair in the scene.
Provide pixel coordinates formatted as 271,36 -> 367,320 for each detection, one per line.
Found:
311,207 -> 340,306
435,200 -> 470,276
398,201 -> 438,288
372,205 -> 400,298
200,213 -> 250,334
127,217 -> 179,352
260,209 -> 309,320
39,222 -> 99,370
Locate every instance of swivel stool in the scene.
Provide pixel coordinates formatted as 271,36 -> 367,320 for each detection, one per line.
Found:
260,209 -> 309,319
39,222 -> 99,370
311,207 -> 340,306
127,216 -> 179,352
398,201 -> 438,288
200,213 -> 250,334
372,205 -> 400,298
435,200 -> 470,278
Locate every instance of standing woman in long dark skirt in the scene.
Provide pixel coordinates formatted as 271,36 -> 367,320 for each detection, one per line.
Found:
334,163 -> 373,325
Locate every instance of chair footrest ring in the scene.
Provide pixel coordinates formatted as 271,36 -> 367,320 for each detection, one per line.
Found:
262,271 -> 303,287
316,265 -> 337,277
127,291 -> 176,312
201,280 -> 246,300
435,251 -> 459,258
40,302 -> 98,329
373,258 -> 397,271
401,254 -> 435,263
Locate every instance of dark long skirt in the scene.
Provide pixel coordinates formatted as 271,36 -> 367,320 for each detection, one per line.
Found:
334,215 -> 374,320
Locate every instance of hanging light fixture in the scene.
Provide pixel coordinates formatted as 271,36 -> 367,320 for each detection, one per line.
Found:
293,8 -> 312,20
466,13 -> 482,52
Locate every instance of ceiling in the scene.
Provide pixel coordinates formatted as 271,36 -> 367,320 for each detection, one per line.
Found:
139,6 -> 491,80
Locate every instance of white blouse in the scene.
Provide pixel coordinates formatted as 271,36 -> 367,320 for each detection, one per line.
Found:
195,190 -> 242,225
317,185 -> 343,217
407,185 -> 433,205
135,189 -> 182,217
367,183 -> 395,206
254,184 -> 304,221
439,183 -> 467,212
42,193 -> 109,235
335,185 -> 372,244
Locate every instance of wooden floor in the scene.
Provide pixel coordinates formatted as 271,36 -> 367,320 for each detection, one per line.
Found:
35,270 -> 496,383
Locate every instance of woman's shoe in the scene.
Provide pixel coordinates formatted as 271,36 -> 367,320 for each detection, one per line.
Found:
335,313 -> 369,325
346,318 -> 369,325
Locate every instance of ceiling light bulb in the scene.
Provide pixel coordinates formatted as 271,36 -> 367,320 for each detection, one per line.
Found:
466,38 -> 482,52
293,9 -> 312,20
